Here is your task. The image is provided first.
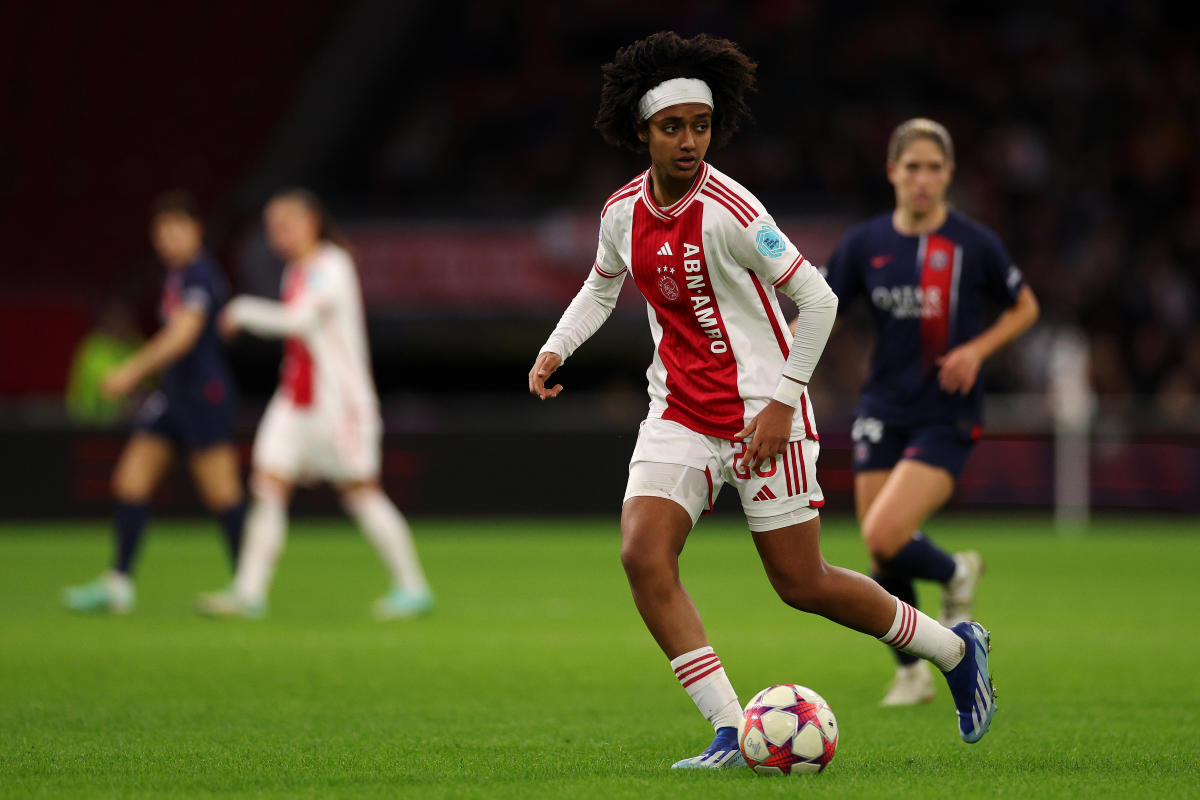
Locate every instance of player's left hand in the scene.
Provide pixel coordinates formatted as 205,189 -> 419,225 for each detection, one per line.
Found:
936,343 -> 983,395
736,399 -> 795,471
100,365 -> 138,400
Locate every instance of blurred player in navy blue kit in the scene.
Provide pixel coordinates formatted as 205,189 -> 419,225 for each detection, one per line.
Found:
821,119 -> 1039,705
63,191 -> 245,613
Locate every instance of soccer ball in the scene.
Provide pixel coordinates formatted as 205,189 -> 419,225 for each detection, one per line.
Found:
738,684 -> 838,775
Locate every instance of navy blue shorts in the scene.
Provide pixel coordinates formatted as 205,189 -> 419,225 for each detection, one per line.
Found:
133,383 -> 235,451
850,417 -> 980,478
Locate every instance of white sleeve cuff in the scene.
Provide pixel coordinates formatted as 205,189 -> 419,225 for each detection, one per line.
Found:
772,376 -> 807,409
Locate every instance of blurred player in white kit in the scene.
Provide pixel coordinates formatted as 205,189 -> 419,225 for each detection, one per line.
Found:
197,188 -> 432,619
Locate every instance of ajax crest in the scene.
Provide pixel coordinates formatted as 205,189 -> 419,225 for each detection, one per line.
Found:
756,225 -> 786,258
656,266 -> 680,301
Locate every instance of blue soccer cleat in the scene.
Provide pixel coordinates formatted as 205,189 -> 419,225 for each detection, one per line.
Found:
942,621 -> 996,743
671,726 -> 746,769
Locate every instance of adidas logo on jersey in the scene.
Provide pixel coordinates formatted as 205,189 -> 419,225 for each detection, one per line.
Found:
751,486 -> 778,502
657,242 -> 673,256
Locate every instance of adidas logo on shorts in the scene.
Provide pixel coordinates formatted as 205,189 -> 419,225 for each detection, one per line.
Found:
751,486 -> 777,502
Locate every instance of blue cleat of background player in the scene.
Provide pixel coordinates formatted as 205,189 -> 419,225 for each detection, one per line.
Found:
942,621 -> 996,743
671,726 -> 746,769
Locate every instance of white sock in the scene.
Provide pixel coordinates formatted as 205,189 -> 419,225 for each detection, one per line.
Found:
878,597 -> 966,672
670,646 -> 742,731
948,555 -> 967,584
233,488 -> 287,606
344,489 -> 429,593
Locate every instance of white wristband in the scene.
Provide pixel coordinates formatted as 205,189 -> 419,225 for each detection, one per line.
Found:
772,376 -> 806,409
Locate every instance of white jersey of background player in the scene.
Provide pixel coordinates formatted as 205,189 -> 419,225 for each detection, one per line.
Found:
196,188 -> 433,620
529,31 -> 996,770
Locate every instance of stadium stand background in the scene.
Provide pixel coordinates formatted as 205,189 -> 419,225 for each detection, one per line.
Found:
1,0 -> 1197,515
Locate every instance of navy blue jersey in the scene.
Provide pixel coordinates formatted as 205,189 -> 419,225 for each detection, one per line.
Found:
159,254 -> 233,402
825,210 -> 1024,426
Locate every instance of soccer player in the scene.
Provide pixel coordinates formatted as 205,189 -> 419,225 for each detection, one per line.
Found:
823,118 -> 1039,706
63,191 -> 245,613
528,33 -> 997,768
195,188 -> 432,619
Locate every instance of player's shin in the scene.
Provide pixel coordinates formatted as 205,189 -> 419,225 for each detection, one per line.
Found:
877,595 -> 965,672
232,490 -> 287,606
879,530 -> 957,583
216,500 -> 246,571
344,489 -> 429,593
671,646 -> 742,731
112,501 -> 149,576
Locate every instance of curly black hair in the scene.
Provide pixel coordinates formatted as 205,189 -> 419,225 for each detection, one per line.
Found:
595,31 -> 757,152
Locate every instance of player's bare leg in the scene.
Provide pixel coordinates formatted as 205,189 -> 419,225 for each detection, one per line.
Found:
619,496 -> 706,658
621,495 -> 744,768
753,517 -> 897,634
197,470 -> 291,618
861,461 -> 982,702
754,517 -> 995,742
857,468 -> 931,703
64,433 -> 174,613
112,433 -> 176,503
188,443 -> 245,570
340,479 -> 434,619
861,463 -> 986,627
859,461 -> 953,562
854,470 -> 890,526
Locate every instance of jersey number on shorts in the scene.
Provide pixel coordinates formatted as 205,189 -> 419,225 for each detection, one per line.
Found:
732,442 -> 778,480
733,441 -> 808,496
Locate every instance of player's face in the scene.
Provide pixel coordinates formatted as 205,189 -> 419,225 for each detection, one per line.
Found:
887,138 -> 953,217
265,198 -> 320,262
638,103 -> 712,184
150,213 -> 202,269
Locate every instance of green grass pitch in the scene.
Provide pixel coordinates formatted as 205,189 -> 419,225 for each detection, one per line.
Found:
2,515 -> 1198,798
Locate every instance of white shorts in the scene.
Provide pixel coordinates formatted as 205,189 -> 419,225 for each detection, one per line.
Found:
252,394 -> 381,485
624,418 -> 825,533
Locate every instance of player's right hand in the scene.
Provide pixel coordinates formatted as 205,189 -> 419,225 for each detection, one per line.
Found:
528,352 -> 564,400
217,308 -> 240,341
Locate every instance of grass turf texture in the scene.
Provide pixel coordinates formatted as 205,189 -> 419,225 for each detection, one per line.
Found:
1,516 -> 1198,799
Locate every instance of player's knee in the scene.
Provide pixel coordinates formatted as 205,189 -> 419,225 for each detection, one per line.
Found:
199,483 -> 242,513
861,516 -> 904,562
619,535 -> 675,587
250,471 -> 291,506
111,468 -> 149,504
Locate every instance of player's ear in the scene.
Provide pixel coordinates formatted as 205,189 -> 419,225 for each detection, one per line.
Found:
636,121 -> 649,145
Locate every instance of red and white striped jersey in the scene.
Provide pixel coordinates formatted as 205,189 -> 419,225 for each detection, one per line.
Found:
543,162 -> 836,441
228,243 -> 379,424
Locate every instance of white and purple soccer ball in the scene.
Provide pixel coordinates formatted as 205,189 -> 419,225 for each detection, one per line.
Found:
738,684 -> 838,775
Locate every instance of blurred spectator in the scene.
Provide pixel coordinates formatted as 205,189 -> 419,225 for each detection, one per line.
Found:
64,300 -> 143,424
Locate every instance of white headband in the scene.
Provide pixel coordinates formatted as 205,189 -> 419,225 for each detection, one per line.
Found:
637,77 -> 714,121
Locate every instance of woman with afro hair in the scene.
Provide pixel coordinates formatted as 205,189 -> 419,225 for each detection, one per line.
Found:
529,32 -> 996,768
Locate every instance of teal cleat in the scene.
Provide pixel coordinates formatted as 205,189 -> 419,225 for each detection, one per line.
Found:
195,589 -> 266,620
63,573 -> 135,614
372,587 -> 435,620
943,621 -> 996,743
671,726 -> 746,769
